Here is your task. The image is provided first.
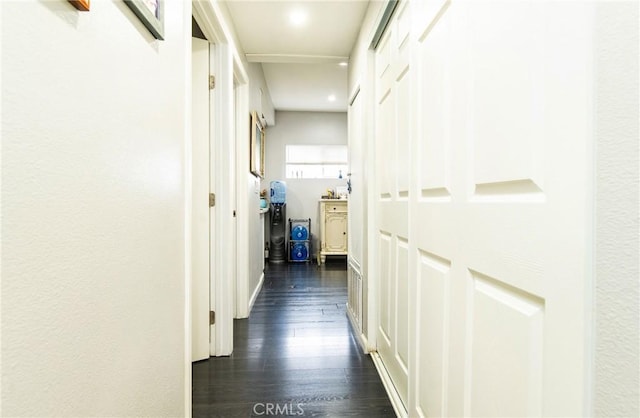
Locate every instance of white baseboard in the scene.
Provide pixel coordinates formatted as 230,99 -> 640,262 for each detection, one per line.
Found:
346,305 -> 369,354
248,272 -> 264,314
370,351 -> 408,418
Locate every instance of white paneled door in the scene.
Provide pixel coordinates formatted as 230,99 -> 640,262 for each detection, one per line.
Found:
411,1 -> 592,415
372,1 -> 593,416
191,37 -> 211,362
375,1 -> 412,409
192,37 -> 219,360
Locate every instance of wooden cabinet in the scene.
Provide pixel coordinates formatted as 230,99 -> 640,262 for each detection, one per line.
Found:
318,200 -> 348,264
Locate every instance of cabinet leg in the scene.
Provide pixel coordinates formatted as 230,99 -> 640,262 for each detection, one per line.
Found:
320,255 -> 326,264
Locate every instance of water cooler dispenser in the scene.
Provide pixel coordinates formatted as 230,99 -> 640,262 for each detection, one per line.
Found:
269,181 -> 287,263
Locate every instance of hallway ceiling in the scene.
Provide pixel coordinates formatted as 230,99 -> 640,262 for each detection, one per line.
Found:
225,0 -> 371,112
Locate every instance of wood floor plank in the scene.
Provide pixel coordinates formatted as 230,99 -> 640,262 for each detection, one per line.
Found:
192,263 -> 394,417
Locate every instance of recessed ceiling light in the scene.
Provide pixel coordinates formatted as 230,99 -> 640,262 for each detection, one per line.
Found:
289,10 -> 307,26
328,94 -> 336,102
338,62 -> 348,67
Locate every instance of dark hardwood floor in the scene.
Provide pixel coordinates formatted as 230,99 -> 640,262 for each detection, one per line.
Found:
192,259 -> 395,417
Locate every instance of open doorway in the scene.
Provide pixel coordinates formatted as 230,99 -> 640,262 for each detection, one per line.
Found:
190,5 -> 238,360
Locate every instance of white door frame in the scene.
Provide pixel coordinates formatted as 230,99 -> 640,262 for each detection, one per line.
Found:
233,55 -> 251,320
192,0 -> 238,357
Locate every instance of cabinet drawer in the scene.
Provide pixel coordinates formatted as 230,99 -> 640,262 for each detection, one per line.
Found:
325,202 -> 347,213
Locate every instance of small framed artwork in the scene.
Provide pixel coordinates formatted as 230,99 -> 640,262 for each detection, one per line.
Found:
69,0 -> 90,11
250,111 -> 265,178
124,0 -> 164,40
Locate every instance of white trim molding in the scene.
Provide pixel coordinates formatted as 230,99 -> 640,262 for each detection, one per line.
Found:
371,351 -> 408,418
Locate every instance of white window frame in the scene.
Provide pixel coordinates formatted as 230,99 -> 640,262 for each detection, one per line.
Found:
285,145 -> 348,179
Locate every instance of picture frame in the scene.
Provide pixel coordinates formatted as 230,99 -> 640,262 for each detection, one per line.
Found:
250,111 -> 265,178
124,0 -> 164,40
68,0 -> 90,11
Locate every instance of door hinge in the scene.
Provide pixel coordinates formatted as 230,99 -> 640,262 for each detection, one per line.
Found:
209,75 -> 216,90
209,311 -> 215,325
209,193 -> 216,207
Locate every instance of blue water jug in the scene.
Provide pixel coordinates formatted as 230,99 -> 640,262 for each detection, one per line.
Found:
291,225 -> 309,241
291,242 -> 309,261
270,181 -> 286,204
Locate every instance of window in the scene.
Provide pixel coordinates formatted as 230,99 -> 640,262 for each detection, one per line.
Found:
285,145 -> 348,179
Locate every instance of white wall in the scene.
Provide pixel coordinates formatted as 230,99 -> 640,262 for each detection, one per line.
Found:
594,2 -> 640,416
247,63 -> 273,312
237,160 -> 263,319
233,49 -> 275,319
1,1 -> 189,416
232,65 -> 273,314
263,111 -> 348,257
237,130 -> 264,319
248,63 -> 275,126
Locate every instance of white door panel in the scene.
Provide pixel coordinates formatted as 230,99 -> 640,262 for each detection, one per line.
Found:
192,36 -> 222,359
416,251 -> 451,418
370,0 -> 592,416
191,37 -> 210,362
375,0 -> 411,409
325,213 -> 347,252
467,271 -> 544,417
208,42 -> 217,357
469,3 -> 545,191
378,232 -> 393,343
409,1 -> 591,417
394,238 -> 410,370
376,89 -> 394,200
395,64 -> 411,198
417,6 -> 451,201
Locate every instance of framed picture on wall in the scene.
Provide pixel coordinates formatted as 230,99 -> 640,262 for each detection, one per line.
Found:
124,0 -> 164,40
250,111 -> 265,178
68,0 -> 90,11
